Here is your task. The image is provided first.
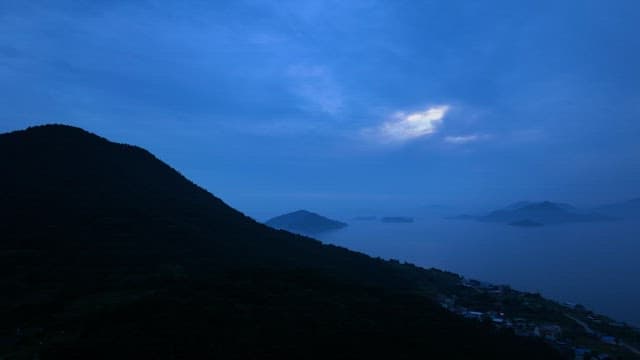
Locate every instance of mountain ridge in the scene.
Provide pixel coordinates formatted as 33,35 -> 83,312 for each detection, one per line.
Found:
0,124 -> 565,359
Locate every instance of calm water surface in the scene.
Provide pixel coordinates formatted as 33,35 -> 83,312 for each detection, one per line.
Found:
316,218 -> 640,326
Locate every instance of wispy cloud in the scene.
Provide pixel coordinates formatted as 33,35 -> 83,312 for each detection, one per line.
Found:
286,64 -> 344,115
366,105 -> 450,143
443,134 -> 488,144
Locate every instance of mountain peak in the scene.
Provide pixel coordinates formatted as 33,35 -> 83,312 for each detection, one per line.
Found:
290,209 -> 316,216
5,123 -> 101,138
0,123 -> 117,153
505,201 -> 576,212
0,124 -> 238,249
26,123 -> 89,132
0,125 -> 566,359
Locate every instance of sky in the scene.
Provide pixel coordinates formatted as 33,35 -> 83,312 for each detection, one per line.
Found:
1,0 -> 639,219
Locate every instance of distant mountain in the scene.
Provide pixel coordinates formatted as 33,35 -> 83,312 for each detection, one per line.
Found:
0,125 -> 565,359
479,201 -> 614,225
265,210 -> 347,234
381,216 -> 414,223
509,219 -> 544,228
595,198 -> 640,219
503,201 -> 576,212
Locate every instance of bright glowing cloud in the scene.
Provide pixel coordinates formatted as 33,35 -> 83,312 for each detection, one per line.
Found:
442,134 -> 493,145
372,105 -> 450,143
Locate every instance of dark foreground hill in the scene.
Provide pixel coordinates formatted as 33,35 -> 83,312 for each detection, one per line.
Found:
266,210 -> 347,234
0,125 -> 564,359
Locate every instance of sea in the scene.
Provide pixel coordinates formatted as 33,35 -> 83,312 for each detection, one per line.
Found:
315,217 -> 640,327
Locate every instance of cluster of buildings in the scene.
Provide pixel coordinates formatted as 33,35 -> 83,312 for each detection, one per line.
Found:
436,279 -> 640,360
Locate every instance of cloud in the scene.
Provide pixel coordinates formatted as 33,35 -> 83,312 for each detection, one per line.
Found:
236,119 -> 323,136
443,134 -> 486,144
286,64 -> 344,115
368,105 -> 449,143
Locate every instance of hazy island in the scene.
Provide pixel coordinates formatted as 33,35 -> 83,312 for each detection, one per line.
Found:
479,201 -> 615,225
450,201 -> 616,227
266,209 -> 348,234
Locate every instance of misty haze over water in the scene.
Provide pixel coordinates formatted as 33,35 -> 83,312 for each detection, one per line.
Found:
314,217 -> 640,327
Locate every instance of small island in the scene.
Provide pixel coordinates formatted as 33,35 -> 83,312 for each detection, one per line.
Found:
266,210 -> 347,234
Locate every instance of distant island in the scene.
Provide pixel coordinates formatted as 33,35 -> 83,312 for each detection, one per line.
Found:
509,219 -> 544,228
381,216 -> 414,223
479,201 -> 615,225
450,201 -> 615,226
266,210 -> 347,234
502,201 -> 576,212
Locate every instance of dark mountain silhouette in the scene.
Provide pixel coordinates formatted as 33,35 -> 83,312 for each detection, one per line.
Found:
595,198 -> 640,219
479,201 -> 614,225
0,125 -> 564,359
265,210 -> 347,234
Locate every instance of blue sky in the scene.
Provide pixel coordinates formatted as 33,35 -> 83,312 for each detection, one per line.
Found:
1,0 -> 639,218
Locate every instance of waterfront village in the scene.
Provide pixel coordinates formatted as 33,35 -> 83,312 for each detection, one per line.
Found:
437,278 -> 640,360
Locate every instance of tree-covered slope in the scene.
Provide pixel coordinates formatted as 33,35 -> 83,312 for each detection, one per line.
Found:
0,125 -> 564,359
